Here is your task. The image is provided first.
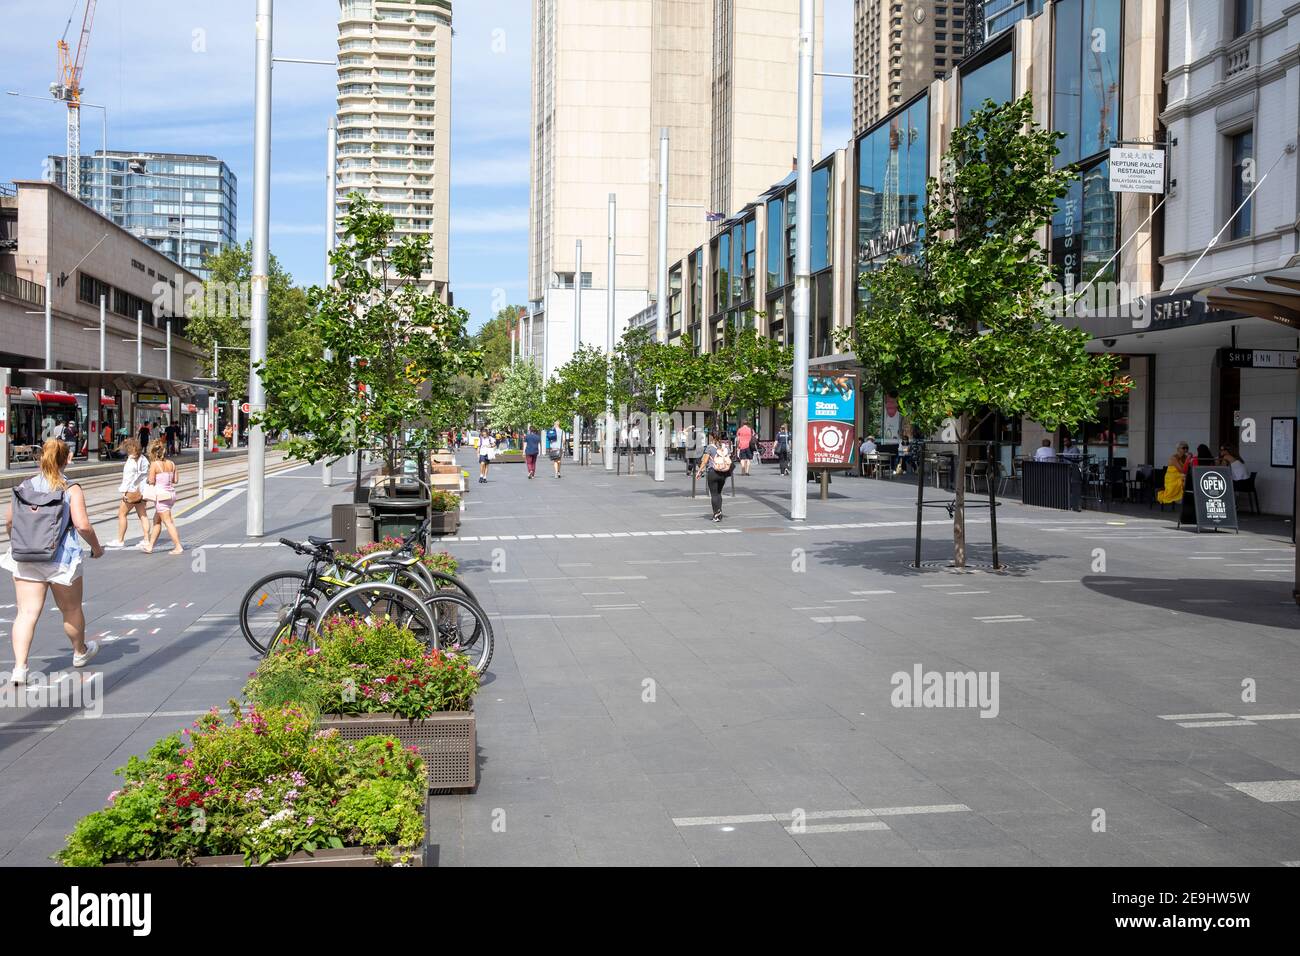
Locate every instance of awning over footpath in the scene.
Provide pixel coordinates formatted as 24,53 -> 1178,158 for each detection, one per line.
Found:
17,370 -> 223,401
1202,264 -> 1300,331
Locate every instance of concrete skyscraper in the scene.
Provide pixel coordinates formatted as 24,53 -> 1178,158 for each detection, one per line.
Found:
529,0 -> 821,376
853,1 -> 970,134
335,0 -> 452,299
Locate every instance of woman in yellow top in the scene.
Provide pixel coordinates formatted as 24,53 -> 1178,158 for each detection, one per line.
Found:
1156,442 -> 1191,504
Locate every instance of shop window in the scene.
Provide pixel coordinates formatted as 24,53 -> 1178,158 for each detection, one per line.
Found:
1053,0 -> 1122,168
959,48 -> 1013,125
767,196 -> 785,289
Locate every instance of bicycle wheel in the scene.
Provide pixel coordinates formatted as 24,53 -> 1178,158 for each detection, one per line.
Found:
427,569 -> 483,609
240,570 -> 311,655
315,581 -> 438,647
352,558 -> 436,598
425,592 -> 494,674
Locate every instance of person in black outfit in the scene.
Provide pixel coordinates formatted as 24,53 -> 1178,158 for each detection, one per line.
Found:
696,431 -> 733,522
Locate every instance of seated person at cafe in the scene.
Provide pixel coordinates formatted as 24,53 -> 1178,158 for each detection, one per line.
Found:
1033,438 -> 1055,462
859,435 -> 878,476
1219,446 -> 1249,483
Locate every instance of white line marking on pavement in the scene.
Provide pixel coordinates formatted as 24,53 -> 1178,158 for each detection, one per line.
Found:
558,563 -> 592,567
851,590 -> 896,596
787,822 -> 890,834
491,613 -> 602,620
1038,580 -> 1078,584
810,615 -> 865,623
672,803 -> 971,828
947,590 -> 990,595
1227,780 -> 1300,803
1159,713 -> 1234,721
581,591 -> 624,596
1178,719 -> 1256,728
1241,713 -> 1300,721
974,615 -> 1031,621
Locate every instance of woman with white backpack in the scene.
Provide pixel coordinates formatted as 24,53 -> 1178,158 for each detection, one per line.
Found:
695,430 -> 734,523
1,438 -> 104,685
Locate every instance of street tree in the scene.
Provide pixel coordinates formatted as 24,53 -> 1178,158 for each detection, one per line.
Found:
704,323 -> 792,429
256,193 -> 481,471
545,344 -> 613,431
183,242 -> 311,400
486,360 -> 546,434
838,94 -> 1127,567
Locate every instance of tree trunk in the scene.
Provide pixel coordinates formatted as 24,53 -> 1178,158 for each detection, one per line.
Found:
952,413 -> 969,568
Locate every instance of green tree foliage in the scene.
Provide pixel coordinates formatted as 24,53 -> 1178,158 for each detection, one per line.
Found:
256,194 -> 481,468
838,95 -> 1127,566
545,344 -> 613,425
183,242 -> 311,400
486,361 -> 546,433
704,323 -> 793,427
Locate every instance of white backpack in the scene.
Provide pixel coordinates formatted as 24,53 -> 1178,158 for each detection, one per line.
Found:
712,443 -> 733,472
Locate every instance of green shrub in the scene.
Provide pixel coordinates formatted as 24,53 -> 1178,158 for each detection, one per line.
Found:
55,704 -> 426,867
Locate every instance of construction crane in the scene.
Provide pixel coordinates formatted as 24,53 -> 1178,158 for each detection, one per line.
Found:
51,0 -> 98,201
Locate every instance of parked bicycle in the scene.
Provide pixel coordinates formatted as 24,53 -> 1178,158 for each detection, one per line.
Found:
239,533 -> 494,672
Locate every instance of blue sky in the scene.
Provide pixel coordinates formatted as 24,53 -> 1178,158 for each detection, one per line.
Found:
1,0 -> 853,332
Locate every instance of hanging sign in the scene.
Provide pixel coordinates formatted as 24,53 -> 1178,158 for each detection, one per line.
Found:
1109,148 -> 1166,194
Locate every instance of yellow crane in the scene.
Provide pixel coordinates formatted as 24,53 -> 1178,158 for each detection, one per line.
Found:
51,0 -> 98,200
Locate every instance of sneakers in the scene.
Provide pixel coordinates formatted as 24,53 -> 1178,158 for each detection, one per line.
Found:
712,513 -> 722,522
106,539 -> 126,549
73,641 -> 99,668
9,665 -> 27,685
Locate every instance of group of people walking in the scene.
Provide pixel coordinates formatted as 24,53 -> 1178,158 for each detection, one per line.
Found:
111,437 -> 184,554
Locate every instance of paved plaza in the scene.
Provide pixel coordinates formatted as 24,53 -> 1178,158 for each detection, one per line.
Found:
2,452 -> 1299,866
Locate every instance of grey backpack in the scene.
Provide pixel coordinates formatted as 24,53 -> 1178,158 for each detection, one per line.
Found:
10,479 -> 73,562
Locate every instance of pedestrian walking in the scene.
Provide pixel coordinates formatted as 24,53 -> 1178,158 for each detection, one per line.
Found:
775,423 -> 791,476
736,420 -> 755,476
478,432 -> 497,483
107,438 -> 150,549
548,421 -> 564,478
1,438 -> 103,684
696,431 -> 734,522
137,422 -> 151,450
143,438 -> 183,555
524,426 -> 541,479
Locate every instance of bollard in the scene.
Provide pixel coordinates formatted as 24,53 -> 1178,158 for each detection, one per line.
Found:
988,441 -> 1000,570
914,445 -> 927,568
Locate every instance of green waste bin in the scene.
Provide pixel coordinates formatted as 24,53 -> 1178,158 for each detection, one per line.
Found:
369,497 -> 429,542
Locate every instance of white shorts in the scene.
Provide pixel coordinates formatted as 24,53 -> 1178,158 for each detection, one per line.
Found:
0,551 -> 83,585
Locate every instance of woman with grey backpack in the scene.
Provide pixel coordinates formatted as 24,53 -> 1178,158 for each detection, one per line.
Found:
1,438 -> 103,685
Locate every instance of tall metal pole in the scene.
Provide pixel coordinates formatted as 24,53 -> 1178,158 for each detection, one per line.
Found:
44,273 -> 53,390
789,0 -> 814,521
605,193 -> 616,471
323,115 -> 336,488
165,321 -> 172,379
654,127 -> 669,483
510,312 -> 517,366
573,239 -> 582,458
213,341 -> 219,380
136,309 -> 143,373
247,0 -> 273,537
99,295 -> 106,371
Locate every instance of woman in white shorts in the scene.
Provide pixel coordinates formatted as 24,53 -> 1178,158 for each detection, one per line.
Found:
1,439 -> 104,685
108,436 -> 150,549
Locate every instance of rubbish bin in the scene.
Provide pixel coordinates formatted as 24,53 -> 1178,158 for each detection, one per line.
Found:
369,496 -> 429,542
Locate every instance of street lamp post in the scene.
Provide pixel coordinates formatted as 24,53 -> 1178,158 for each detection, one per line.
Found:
323,115 -> 337,488
573,239 -> 582,460
247,0 -> 274,538
789,0 -> 815,521
605,194 -> 616,472
654,127 -> 669,483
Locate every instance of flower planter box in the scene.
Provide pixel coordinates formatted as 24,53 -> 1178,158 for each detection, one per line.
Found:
319,710 -> 475,790
427,509 -> 461,536
107,845 -> 425,867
